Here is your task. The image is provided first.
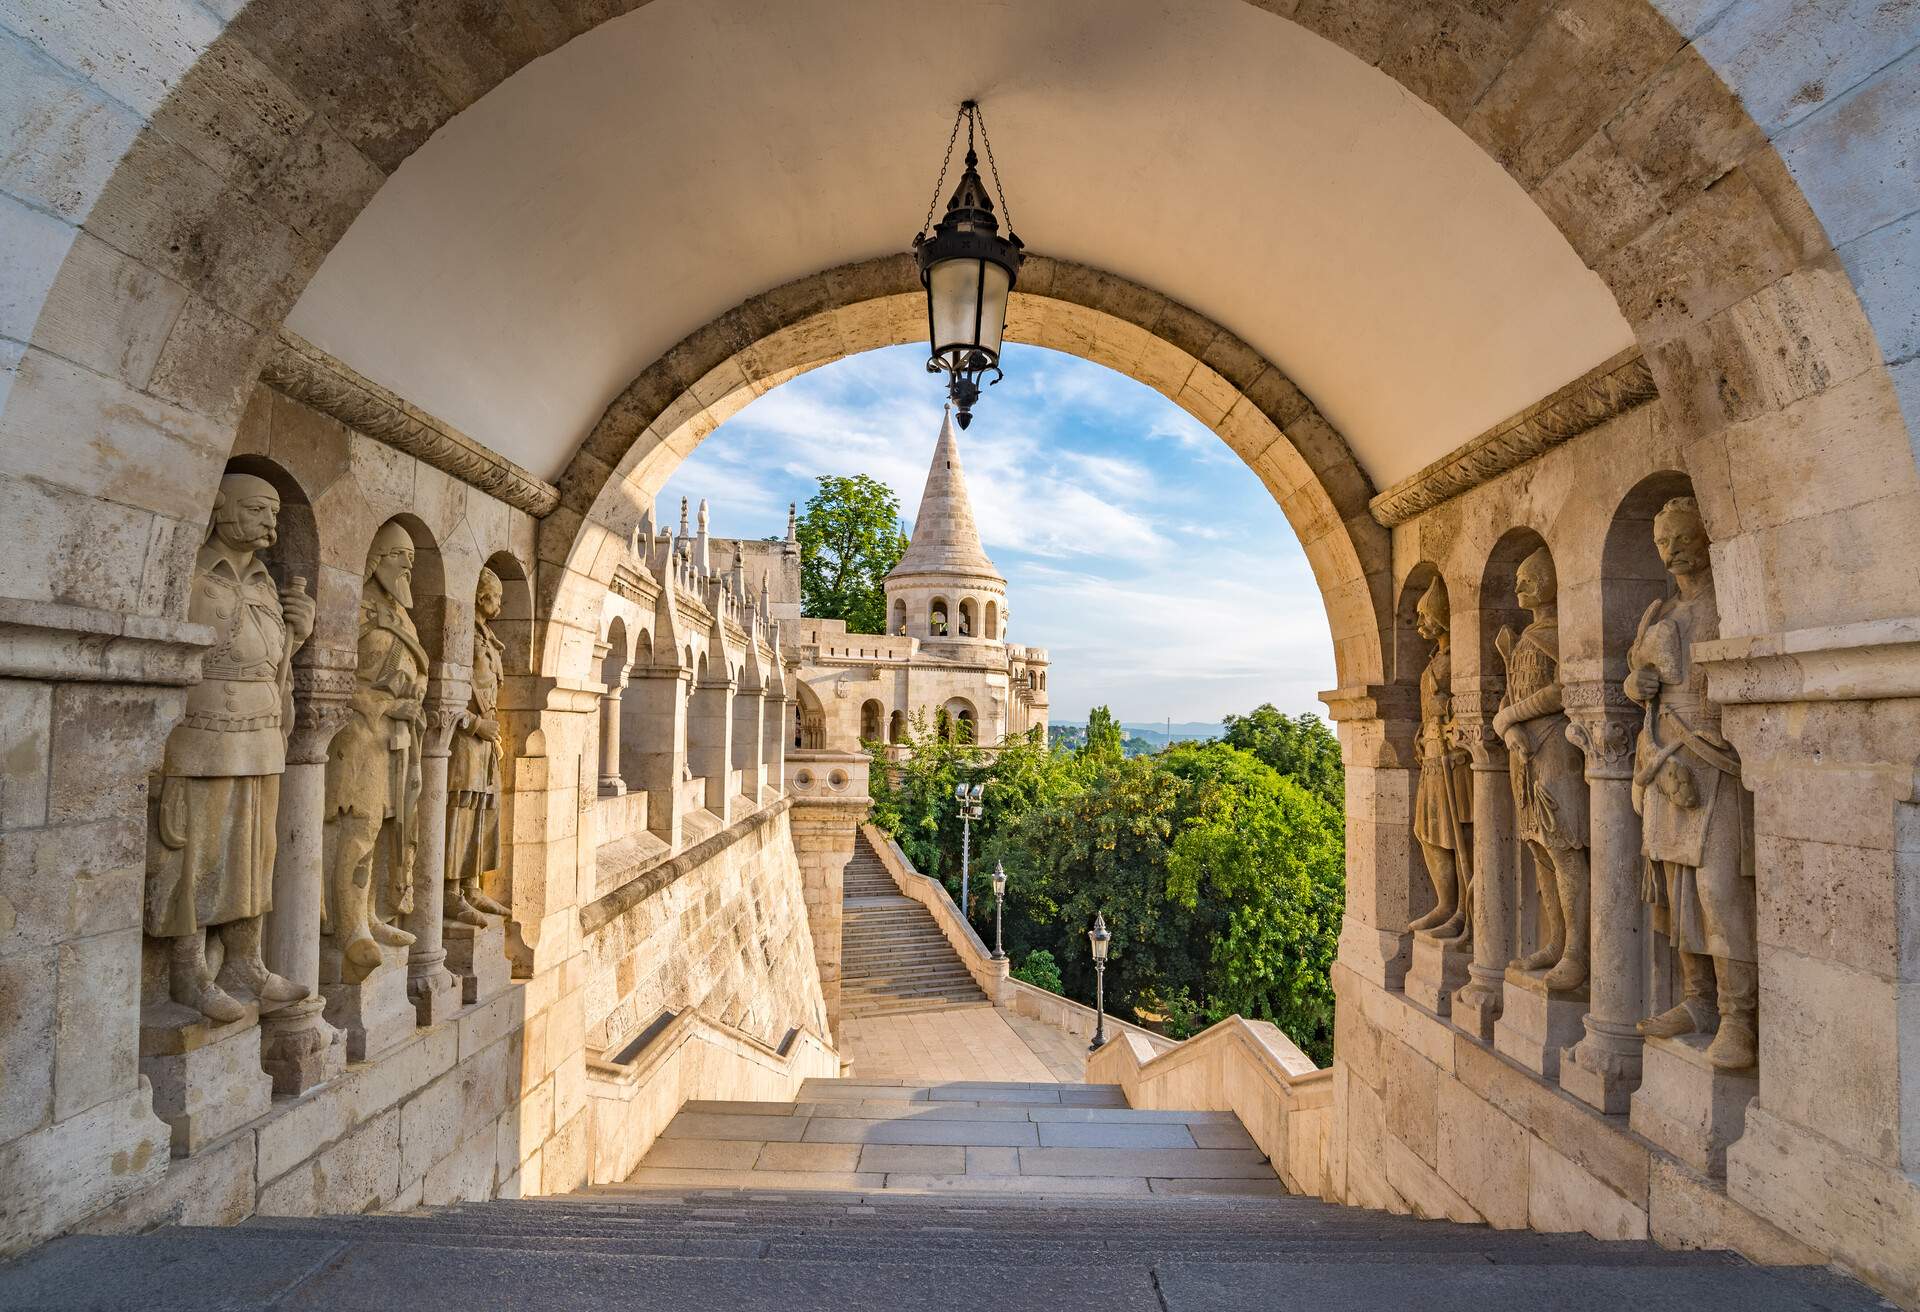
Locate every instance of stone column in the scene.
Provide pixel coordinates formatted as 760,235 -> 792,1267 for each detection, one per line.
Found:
763,693 -> 790,796
1562,699 -> 1644,1113
405,691 -> 463,1026
624,666 -> 688,849
734,685 -> 765,803
786,750 -> 872,1035
598,677 -> 626,797
1319,685 -> 1420,993
261,666 -> 351,1095
1452,694 -> 1513,1038
690,673 -> 735,823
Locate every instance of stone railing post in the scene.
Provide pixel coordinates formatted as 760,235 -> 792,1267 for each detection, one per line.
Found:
1452,688 -> 1513,1038
261,657 -> 353,1095
624,664 -> 688,849
1562,696 -> 1644,1113
690,672 -> 736,823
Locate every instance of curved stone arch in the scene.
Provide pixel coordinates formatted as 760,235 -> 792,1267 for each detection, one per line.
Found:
540,254 -> 1390,687
0,0 -> 1911,662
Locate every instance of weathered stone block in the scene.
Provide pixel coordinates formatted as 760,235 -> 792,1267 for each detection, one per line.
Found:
138,1006 -> 271,1158
1435,1078 -> 1529,1228
1494,969 -> 1588,1080
1529,1137 -> 1649,1240
1648,1153 -> 1826,1265
1404,933 -> 1472,1018
1630,1032 -> 1757,1178
445,919 -> 511,1005
319,945 -> 416,1063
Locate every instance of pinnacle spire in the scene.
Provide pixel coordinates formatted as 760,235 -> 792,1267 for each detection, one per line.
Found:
888,406 -> 1001,582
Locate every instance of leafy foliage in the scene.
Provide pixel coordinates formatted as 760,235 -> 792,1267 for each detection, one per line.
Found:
1220,704 -> 1345,810
868,702 -> 1346,1065
795,475 -> 908,634
1011,948 -> 1064,995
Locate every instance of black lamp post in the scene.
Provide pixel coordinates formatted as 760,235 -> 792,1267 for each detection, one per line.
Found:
955,780 -> 984,918
1088,913 -> 1111,1051
991,860 -> 1008,961
913,100 -> 1024,430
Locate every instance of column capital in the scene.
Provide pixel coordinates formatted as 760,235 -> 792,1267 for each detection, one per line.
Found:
1317,683 -> 1418,724
1451,684 -> 1508,770
1564,684 -> 1639,781
290,654 -> 358,765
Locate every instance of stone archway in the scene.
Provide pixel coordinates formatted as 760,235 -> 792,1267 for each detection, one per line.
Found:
537,253 -> 1390,689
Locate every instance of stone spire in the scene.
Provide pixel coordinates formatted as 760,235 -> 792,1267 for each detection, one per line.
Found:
888,407 -> 1001,583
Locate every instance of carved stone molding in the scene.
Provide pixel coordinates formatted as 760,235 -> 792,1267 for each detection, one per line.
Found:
1369,349 -> 1659,527
1565,706 -> 1638,781
261,330 -> 561,518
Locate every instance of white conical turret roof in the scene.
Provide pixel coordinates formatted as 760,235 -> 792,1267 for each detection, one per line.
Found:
888,408 -> 1003,584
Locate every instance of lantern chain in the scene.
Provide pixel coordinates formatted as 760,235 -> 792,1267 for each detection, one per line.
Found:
918,104 -> 966,241
974,102 -> 1015,240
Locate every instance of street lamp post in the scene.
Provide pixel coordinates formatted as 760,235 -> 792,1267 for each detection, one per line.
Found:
991,860 -> 1008,961
1088,913 -> 1111,1051
955,780 -> 984,920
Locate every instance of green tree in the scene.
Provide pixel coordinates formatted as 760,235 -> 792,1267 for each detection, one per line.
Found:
1082,705 -> 1125,768
795,474 -> 907,634
1220,704 -> 1345,810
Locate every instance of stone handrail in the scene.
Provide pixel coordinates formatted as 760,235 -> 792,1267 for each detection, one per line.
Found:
857,823 -> 1178,1054
583,1006 -> 841,1185
1086,1015 -> 1334,1198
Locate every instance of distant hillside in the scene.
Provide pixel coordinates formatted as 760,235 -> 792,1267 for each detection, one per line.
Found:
1049,719 -> 1224,756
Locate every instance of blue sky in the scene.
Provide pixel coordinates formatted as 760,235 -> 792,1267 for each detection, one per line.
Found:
659,343 -> 1335,725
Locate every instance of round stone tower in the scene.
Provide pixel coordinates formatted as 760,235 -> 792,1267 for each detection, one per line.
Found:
885,407 -> 1008,649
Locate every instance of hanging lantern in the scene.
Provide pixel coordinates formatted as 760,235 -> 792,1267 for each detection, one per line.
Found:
913,101 -> 1024,430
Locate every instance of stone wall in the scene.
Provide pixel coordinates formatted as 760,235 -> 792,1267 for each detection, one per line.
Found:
1326,388 -> 1920,1305
580,799 -> 830,1062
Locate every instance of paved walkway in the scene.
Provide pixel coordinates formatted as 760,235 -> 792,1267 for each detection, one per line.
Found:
841,1003 -> 1090,1082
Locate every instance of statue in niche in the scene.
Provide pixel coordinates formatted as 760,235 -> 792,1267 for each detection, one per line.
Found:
1491,548 -> 1591,990
147,473 -> 315,1021
445,567 -> 511,926
324,522 -> 426,970
1627,497 -> 1757,1069
1406,579 -> 1473,943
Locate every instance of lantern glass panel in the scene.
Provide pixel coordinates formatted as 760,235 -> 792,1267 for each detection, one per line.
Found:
977,261 -> 1011,357
928,257 -> 984,359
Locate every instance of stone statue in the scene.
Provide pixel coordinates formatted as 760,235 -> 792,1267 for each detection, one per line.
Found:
1406,579 -> 1473,943
147,473 -> 315,1022
1628,497 -> 1756,1069
324,522 -> 427,970
1492,547 -> 1591,990
445,568 -> 511,926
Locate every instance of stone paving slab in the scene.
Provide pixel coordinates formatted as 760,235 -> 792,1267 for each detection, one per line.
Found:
857,1144 -> 968,1173
1035,1121 -> 1200,1148
662,1112 -> 812,1141
754,1142 -> 864,1172
625,1167 -> 887,1192
879,1173 -> 1155,1196
1017,1147 -> 1277,1179
801,1117 -> 1041,1147
642,1138 -> 765,1170
1150,1261 -> 1887,1311
799,1100 -> 1036,1121
0,1232 -> 350,1309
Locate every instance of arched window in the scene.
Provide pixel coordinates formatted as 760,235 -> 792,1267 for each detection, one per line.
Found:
929,598 -> 949,635
888,710 -> 905,744
958,598 -> 976,637
861,699 -> 883,742
891,598 -> 906,634
985,600 -> 999,639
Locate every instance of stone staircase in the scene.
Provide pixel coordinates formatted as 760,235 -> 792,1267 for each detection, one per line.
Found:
1,1076 -> 1879,1310
839,832 -> 987,1018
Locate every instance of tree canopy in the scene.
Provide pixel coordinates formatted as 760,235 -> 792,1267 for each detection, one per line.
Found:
794,474 -> 908,634
1220,704 -> 1345,810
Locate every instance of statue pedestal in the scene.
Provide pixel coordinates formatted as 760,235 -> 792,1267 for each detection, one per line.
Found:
260,995 -> 347,1096
319,942 -> 417,1062
139,1004 -> 272,1157
1494,968 -> 1588,1079
1630,1032 -> 1756,1178
406,948 -> 462,1027
1452,964 -> 1504,1040
1405,932 -> 1472,1018
444,919 -> 510,1005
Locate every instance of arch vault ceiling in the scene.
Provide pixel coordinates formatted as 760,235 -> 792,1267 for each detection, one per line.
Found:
287,0 -> 1635,486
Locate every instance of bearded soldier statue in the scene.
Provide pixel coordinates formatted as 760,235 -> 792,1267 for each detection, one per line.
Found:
1628,497 -> 1757,1070
445,567 -> 511,926
325,522 -> 427,970
1406,578 -> 1472,944
148,473 -> 313,1021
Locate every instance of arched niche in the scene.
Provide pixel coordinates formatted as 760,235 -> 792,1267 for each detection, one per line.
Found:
985,600 -> 999,641
860,699 -> 883,742
482,550 -> 535,679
